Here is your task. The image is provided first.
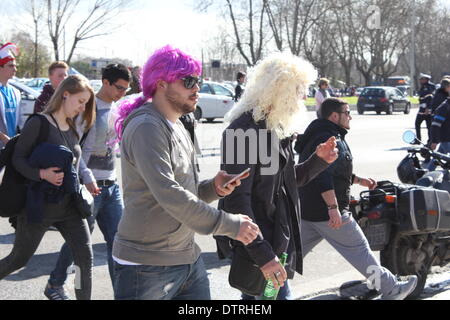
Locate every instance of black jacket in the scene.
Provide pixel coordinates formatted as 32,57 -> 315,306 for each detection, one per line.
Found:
179,112 -> 196,143
26,143 -> 78,223
34,83 -> 54,114
430,88 -> 449,114
418,82 -> 436,113
215,112 -> 329,278
295,119 -> 353,222
430,98 -> 450,143
234,84 -> 244,102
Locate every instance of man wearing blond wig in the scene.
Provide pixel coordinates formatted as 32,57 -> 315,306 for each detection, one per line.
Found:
215,52 -> 339,299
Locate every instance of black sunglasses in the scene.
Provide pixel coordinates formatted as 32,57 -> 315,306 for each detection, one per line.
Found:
181,76 -> 200,89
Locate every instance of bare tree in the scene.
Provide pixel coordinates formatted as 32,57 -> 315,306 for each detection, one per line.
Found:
30,0 -> 46,77
45,0 -> 130,64
263,0 -> 287,50
282,0 -> 336,56
320,0 -> 356,86
196,0 -> 269,66
344,0 -> 412,85
226,0 -> 267,66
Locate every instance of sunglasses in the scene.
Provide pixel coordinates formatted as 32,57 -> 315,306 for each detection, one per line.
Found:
181,76 -> 200,89
112,83 -> 130,92
338,110 -> 351,116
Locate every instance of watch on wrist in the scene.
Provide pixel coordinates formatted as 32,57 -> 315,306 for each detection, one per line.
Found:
327,204 -> 338,210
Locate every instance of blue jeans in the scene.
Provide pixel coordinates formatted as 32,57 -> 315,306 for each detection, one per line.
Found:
114,256 -> 211,300
426,142 -> 450,171
48,183 -> 123,287
241,280 -> 293,300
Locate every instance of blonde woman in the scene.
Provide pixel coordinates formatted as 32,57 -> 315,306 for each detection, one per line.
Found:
0,75 -> 96,300
315,78 -> 330,117
217,52 -> 338,299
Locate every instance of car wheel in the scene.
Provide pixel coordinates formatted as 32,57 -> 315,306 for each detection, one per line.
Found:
404,103 -> 411,114
357,106 -> 364,115
386,104 -> 393,115
376,111 -> 381,115
205,118 -> 215,123
193,107 -> 202,121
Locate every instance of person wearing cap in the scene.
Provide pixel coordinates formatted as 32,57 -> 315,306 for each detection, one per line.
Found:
415,73 -> 436,144
0,43 -> 20,148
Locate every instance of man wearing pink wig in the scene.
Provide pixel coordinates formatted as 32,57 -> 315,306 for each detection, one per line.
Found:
0,43 -> 20,147
112,45 -> 260,300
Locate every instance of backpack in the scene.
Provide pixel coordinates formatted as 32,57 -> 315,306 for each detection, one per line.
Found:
0,114 -> 50,217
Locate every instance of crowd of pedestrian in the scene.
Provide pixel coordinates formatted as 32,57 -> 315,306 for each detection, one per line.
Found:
0,40 -> 433,301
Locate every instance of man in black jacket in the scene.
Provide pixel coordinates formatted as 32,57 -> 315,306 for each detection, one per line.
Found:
216,52 -> 338,300
428,96 -> 450,170
415,73 -> 436,144
430,78 -> 450,115
296,98 -> 418,300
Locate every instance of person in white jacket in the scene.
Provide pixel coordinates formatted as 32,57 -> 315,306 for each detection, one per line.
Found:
315,78 -> 330,118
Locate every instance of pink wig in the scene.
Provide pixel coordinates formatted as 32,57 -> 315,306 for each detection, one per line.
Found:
114,45 -> 202,141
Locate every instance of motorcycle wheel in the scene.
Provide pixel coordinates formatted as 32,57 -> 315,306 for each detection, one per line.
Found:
380,232 -> 437,299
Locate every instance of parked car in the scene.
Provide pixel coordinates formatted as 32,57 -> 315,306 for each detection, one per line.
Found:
89,80 -> 102,93
357,86 -> 411,115
221,81 -> 237,93
195,81 -> 235,122
9,79 -> 40,129
25,77 -> 48,92
355,87 -> 364,96
396,85 -> 411,96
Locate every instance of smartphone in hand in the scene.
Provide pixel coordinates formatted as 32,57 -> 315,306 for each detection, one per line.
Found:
222,168 -> 251,188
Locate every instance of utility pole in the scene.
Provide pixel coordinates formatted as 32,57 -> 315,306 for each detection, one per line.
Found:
410,0 -> 416,96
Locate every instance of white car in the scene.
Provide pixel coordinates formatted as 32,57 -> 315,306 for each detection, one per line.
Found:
9,79 -> 40,130
89,80 -> 102,93
195,81 -> 235,122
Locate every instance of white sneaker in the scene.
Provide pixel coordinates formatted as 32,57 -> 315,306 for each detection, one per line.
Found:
381,276 -> 418,300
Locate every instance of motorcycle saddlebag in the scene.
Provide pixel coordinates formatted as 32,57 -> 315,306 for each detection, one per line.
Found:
398,188 -> 450,234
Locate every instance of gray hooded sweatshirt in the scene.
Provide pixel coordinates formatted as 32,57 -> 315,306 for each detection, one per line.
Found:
112,102 -> 241,266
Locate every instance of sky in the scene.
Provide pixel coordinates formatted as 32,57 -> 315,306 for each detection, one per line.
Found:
0,0 -> 223,65
1,0 -> 450,66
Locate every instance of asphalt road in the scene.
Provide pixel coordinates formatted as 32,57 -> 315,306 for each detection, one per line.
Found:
0,107 -> 448,300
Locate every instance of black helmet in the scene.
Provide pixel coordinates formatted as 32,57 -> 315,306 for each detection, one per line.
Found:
397,155 -> 420,184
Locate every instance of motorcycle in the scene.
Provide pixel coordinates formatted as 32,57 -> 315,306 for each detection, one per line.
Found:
350,130 -> 450,299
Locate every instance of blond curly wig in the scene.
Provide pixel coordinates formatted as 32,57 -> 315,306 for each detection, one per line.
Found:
225,52 -> 317,138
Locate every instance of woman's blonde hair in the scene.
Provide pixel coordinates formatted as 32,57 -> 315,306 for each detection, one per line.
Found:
44,74 -> 96,137
225,51 -> 317,138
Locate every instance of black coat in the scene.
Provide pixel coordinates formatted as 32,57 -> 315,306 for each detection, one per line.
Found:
418,82 -> 436,112
26,143 -> 78,223
295,119 -> 353,222
431,88 -> 449,114
430,98 -> 450,143
215,112 -> 328,278
179,112 -> 196,143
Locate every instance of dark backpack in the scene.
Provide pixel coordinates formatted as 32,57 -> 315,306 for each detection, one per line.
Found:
0,114 -> 50,217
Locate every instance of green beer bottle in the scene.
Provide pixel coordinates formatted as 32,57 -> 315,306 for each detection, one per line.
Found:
262,252 -> 288,300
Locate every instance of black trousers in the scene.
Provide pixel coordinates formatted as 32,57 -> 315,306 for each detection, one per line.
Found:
0,195 -> 93,300
415,114 -> 432,143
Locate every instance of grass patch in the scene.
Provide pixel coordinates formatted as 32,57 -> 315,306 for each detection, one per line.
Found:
305,96 -> 358,106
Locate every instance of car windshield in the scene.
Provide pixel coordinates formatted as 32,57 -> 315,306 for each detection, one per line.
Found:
200,84 -> 212,94
26,78 -> 46,88
211,84 -> 233,97
360,88 -> 385,97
